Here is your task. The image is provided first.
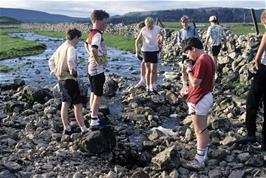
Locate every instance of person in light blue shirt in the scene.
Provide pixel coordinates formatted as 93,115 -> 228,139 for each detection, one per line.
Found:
177,15 -> 200,62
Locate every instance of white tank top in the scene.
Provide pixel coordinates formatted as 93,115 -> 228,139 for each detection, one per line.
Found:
262,49 -> 266,65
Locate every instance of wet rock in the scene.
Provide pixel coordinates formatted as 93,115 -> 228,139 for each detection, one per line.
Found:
79,127 -> 116,154
103,78 -> 119,97
208,169 -> 222,178
130,170 -> 149,178
151,145 -> 181,171
228,170 -> 245,178
22,86 -> 53,104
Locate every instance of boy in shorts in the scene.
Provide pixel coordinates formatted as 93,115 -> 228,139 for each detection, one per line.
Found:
180,37 -> 215,169
49,28 -> 88,135
84,10 -> 109,130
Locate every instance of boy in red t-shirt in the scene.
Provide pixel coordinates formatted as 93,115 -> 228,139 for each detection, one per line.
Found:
180,37 -> 215,170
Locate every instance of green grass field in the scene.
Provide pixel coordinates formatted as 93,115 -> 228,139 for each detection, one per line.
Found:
33,30 -> 135,52
0,28 -> 46,60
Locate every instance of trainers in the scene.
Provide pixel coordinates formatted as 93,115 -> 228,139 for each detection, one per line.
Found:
135,81 -> 145,88
237,135 -> 257,144
184,159 -> 205,170
90,119 -> 111,131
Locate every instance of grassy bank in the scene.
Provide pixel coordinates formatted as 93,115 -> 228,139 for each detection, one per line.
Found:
0,28 -> 46,60
32,30 -> 135,52
0,65 -> 15,72
164,22 -> 264,35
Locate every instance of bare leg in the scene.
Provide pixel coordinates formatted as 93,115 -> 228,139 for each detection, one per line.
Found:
61,102 -> 69,129
90,92 -> 94,112
150,63 -> 157,87
145,63 -> 151,90
191,114 -> 209,149
91,95 -> 102,117
74,104 -> 85,128
141,61 -> 146,83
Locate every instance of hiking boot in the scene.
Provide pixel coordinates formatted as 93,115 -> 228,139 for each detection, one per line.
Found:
63,129 -> 72,135
135,81 -> 145,88
184,159 -> 206,170
237,135 -> 257,144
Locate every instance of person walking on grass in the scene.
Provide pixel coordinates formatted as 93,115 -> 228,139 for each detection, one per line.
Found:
135,17 -> 164,93
48,28 -> 88,135
204,15 -> 227,71
134,21 -> 146,88
84,10 -> 109,130
237,10 -> 266,151
180,37 -> 215,170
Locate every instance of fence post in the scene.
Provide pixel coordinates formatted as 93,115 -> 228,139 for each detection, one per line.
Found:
251,8 -> 259,35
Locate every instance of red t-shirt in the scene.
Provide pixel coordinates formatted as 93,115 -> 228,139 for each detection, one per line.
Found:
187,53 -> 215,104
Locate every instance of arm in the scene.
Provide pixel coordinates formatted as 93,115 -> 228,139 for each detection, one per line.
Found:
255,32 -> 266,70
67,47 -> 77,77
48,53 -> 56,75
135,31 -> 142,56
182,62 -> 202,88
84,40 -> 90,54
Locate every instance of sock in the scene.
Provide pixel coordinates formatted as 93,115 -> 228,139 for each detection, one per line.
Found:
146,85 -> 149,91
90,117 -> 99,126
81,126 -> 88,132
195,147 -> 208,163
149,84 -> 153,91
140,76 -> 145,82
64,125 -> 71,131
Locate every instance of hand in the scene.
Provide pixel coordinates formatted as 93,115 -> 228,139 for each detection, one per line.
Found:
180,85 -> 188,96
255,60 -> 261,70
135,52 -> 139,58
184,60 -> 192,73
84,42 -> 88,49
181,63 -> 187,74
50,71 -> 54,75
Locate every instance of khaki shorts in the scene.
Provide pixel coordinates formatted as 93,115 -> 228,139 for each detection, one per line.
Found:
187,92 -> 213,116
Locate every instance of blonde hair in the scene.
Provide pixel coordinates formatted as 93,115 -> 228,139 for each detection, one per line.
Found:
261,10 -> 266,25
145,17 -> 154,29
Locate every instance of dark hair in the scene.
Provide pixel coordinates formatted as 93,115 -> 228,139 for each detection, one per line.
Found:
66,28 -> 81,40
182,37 -> 203,52
91,10 -> 109,22
137,21 -> 145,29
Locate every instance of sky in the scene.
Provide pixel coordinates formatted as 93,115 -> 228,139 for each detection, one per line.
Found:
0,0 -> 265,17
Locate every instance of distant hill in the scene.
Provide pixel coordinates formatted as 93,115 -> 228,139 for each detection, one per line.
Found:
0,7 -> 263,24
111,8 -> 264,24
0,8 -> 88,23
0,16 -> 21,25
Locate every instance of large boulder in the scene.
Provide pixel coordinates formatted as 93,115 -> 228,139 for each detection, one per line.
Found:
22,86 -> 53,104
103,78 -> 119,97
151,145 -> 181,171
79,126 -> 116,154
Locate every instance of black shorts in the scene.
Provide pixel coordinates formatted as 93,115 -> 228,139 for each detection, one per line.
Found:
143,51 -> 159,63
59,79 -> 82,105
211,44 -> 221,56
89,73 -> 105,96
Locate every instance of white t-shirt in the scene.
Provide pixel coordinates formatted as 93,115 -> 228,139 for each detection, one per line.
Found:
140,25 -> 162,52
207,24 -> 225,46
262,50 -> 266,65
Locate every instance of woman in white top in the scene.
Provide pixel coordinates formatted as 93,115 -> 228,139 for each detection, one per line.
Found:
238,10 -> 266,151
135,17 -> 164,93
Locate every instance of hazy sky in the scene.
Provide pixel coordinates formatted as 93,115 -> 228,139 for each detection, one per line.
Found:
1,0 -> 265,17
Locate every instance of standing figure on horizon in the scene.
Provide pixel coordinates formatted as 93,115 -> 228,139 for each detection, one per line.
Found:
84,10 -> 110,130
135,17 -> 164,93
204,15 -> 227,71
48,28 -> 88,135
237,10 -> 266,151
134,21 -> 146,88
177,15 -> 200,62
180,37 -> 215,170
